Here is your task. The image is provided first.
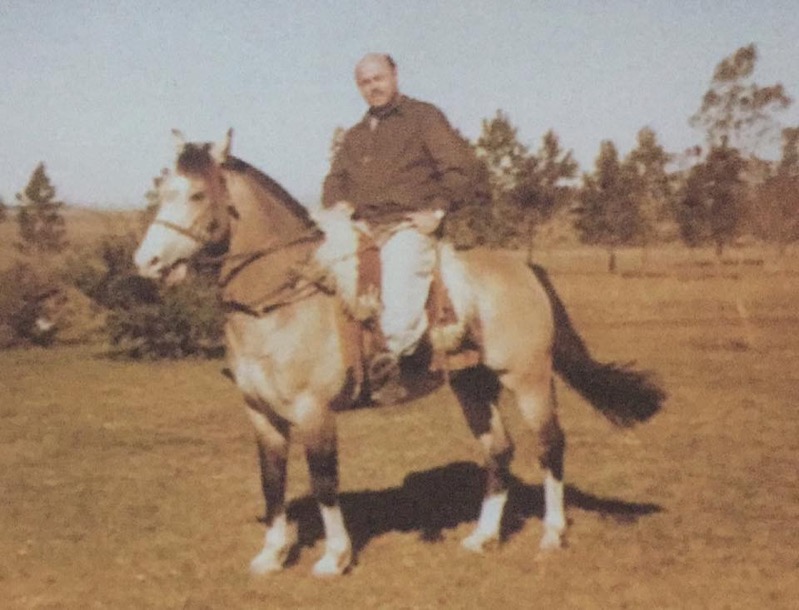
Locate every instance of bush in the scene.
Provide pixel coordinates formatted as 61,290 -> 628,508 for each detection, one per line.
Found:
62,233 -> 144,309
60,232 -> 224,359
105,273 -> 225,360
0,261 -> 60,347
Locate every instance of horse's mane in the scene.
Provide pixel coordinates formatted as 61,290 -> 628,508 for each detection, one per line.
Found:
175,143 -> 318,231
222,156 -> 318,230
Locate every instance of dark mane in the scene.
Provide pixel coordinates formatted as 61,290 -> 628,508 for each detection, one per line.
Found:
222,156 -> 317,229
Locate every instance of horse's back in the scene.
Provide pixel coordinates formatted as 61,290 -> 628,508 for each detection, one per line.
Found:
443,247 -> 554,372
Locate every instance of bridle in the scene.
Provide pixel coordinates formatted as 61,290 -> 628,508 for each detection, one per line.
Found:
151,165 -> 325,312
153,217 -> 220,245
152,166 -> 231,253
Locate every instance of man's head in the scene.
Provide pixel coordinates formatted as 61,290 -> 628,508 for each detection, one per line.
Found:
354,53 -> 399,110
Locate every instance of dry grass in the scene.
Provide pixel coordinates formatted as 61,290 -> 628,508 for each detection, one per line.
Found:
1,242 -> 798,609
0,207 -> 142,273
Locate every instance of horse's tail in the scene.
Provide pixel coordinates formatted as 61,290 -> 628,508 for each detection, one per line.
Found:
529,263 -> 666,427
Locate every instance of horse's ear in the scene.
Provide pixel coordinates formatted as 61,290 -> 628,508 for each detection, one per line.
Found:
211,128 -> 233,164
172,129 -> 186,153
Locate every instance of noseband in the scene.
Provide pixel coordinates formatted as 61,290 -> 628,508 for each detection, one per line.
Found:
153,218 -> 218,245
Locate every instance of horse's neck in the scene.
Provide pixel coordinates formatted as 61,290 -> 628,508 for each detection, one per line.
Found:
225,171 -> 314,253
219,170 -> 322,313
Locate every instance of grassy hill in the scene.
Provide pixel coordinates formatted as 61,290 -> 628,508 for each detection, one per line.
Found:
0,206 -> 144,273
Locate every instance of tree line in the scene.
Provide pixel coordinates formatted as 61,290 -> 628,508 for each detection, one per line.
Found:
447,44 -> 799,270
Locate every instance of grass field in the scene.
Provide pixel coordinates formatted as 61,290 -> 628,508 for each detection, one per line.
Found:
1,246 -> 798,609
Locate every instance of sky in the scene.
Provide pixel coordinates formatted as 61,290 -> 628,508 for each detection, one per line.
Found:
1,0 -> 798,209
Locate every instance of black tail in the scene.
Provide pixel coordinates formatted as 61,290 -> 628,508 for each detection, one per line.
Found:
529,264 -> 666,427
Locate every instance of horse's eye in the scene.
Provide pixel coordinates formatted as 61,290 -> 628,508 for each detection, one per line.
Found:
190,192 -> 206,202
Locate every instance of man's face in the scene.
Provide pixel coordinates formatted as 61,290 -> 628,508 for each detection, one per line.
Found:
355,57 -> 398,109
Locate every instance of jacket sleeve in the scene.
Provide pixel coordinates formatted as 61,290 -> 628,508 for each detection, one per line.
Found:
421,107 -> 479,212
321,137 -> 350,208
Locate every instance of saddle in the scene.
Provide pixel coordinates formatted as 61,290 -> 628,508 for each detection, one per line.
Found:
333,224 -> 481,376
311,206 -> 482,403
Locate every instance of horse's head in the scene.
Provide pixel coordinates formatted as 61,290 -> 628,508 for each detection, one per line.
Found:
134,129 -> 233,284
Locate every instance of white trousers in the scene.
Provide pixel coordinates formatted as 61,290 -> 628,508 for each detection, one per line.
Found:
379,226 -> 437,356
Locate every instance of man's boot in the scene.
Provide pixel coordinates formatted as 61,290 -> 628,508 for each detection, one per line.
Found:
368,350 -> 408,404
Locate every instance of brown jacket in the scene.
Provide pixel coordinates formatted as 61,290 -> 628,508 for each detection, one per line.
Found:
322,95 -> 478,224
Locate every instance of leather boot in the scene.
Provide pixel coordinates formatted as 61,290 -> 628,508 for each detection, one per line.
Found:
368,350 -> 408,404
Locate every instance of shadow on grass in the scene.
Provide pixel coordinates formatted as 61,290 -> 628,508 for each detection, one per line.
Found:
282,461 -> 663,555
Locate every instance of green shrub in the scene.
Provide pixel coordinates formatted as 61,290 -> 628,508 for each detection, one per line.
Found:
0,261 -> 59,347
105,273 -> 224,360
60,232 -> 224,359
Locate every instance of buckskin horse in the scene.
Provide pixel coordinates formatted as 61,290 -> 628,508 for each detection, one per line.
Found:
134,129 -> 665,577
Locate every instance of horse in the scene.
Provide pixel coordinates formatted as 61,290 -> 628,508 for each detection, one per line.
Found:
134,129 -> 666,577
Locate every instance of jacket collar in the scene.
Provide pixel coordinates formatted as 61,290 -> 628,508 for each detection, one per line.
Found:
365,94 -> 405,121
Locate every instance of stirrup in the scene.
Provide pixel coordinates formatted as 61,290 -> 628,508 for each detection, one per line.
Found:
368,351 -> 408,404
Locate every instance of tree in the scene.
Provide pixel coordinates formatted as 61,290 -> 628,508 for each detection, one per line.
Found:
509,130 -> 578,259
676,137 -> 747,256
625,127 -> 674,243
462,110 -> 531,247
474,110 -> 529,200
690,44 -> 792,156
15,163 -> 67,254
0,196 -> 7,223
574,140 -> 644,272
751,127 -> 799,254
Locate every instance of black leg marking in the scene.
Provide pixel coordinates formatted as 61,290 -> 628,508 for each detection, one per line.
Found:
538,415 -> 565,481
258,443 -> 288,525
307,448 -> 339,508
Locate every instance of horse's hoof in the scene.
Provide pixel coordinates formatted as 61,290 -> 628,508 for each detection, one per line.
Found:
312,549 -> 352,577
461,531 -> 498,554
250,555 -> 283,575
249,545 -> 291,575
538,527 -> 565,552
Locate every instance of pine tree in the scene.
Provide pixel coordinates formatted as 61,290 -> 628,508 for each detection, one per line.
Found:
15,163 -> 67,254
474,110 -> 529,200
574,141 -> 644,272
676,138 -> 746,256
626,128 -> 674,226
510,130 -> 578,258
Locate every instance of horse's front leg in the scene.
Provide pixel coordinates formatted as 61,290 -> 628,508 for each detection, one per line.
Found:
296,395 -> 352,576
450,367 -> 514,553
246,404 -> 296,575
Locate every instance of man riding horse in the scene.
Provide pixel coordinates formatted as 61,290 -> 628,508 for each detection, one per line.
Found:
323,52 -> 483,403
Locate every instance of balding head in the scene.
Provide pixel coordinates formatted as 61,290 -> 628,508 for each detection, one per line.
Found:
354,53 -> 399,110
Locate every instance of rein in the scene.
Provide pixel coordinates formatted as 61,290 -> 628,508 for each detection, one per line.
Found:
154,211 -> 324,293
218,229 -> 324,289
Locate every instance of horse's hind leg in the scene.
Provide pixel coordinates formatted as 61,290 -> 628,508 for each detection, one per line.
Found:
246,404 -> 296,575
507,365 -> 566,551
450,366 -> 514,553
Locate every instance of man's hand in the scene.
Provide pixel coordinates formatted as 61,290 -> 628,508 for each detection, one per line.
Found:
407,209 -> 444,235
329,201 -> 355,217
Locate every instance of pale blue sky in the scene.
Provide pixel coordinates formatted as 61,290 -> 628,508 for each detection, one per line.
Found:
1,1 -> 797,208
